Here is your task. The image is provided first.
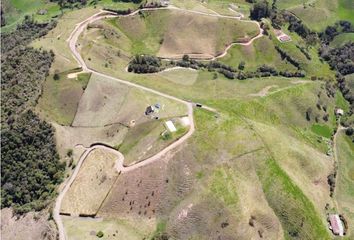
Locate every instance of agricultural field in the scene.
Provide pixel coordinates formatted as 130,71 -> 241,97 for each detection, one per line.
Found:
72,73 -> 187,127
61,148 -> 120,216
63,216 -> 150,240
37,69 -> 91,125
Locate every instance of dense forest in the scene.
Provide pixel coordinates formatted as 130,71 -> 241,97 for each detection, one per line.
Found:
1,18 -> 65,214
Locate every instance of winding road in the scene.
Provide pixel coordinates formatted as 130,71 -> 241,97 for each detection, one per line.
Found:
54,5 -> 260,240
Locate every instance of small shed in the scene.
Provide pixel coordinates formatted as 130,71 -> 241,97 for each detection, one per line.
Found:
329,214 -> 344,236
145,105 -> 155,115
335,108 -> 344,116
165,121 -> 177,132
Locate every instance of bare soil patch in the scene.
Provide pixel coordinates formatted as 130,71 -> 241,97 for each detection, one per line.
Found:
61,148 -> 120,216
1,208 -> 57,240
157,10 -> 259,58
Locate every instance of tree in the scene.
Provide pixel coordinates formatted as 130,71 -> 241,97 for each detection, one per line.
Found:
96,231 -> 104,238
250,1 -> 270,21
182,54 -> 190,62
53,73 -> 60,80
238,61 -> 245,70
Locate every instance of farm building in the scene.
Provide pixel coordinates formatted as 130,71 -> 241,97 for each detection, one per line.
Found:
328,214 -> 344,236
145,103 -> 161,115
335,108 -> 344,116
160,0 -> 169,6
165,120 -> 177,132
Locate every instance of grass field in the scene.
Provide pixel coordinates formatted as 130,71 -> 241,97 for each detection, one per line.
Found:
118,119 -> 188,165
288,0 -> 354,31
100,8 -> 259,58
257,157 -> 331,239
330,33 -> 354,48
61,148 -> 120,216
72,73 -> 187,127
311,124 -> 333,138
335,131 -> 354,238
63,216 -> 150,240
37,69 -> 90,125
157,68 -> 199,86
219,36 -> 297,72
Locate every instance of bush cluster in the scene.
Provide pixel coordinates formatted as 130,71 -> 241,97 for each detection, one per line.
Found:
128,55 -> 161,73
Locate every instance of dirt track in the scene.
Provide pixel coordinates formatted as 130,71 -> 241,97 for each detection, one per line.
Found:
54,6 -> 246,240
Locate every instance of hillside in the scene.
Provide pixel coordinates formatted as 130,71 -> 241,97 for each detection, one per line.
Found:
1,0 -> 353,240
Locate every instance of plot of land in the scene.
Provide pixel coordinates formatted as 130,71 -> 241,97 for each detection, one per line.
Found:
37,70 -> 91,126
72,73 -> 187,127
158,68 -> 199,86
104,8 -> 259,58
119,119 -> 188,165
61,148 -> 120,216
63,216 -> 150,240
53,122 -> 128,158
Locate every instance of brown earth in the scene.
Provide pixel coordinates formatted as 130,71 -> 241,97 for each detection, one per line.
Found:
61,148 -> 120,216
1,208 -> 57,240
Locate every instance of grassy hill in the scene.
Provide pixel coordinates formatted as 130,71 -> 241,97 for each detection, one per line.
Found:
11,2 -> 353,239
287,0 -> 354,31
103,9 -> 259,58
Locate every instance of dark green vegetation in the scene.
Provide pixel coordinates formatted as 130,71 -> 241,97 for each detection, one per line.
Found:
1,110 -> 65,214
129,54 -> 305,79
320,43 -> 354,75
1,18 -> 64,213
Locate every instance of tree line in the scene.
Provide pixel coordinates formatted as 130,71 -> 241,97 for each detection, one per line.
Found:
128,54 -> 305,80
1,17 -> 65,214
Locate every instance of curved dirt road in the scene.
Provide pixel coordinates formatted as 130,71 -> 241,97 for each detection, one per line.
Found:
55,6 -> 255,240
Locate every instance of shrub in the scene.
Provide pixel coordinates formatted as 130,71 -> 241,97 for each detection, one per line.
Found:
96,231 -> 104,238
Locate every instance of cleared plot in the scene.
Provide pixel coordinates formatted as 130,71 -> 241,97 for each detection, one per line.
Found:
63,216 -> 148,240
335,131 -> 354,238
53,122 -> 128,158
97,157 -> 169,222
61,148 -> 120,216
72,73 -> 187,127
157,68 -> 198,86
1,207 -> 57,240
37,69 -> 90,126
105,9 -> 259,58
118,119 -> 188,165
